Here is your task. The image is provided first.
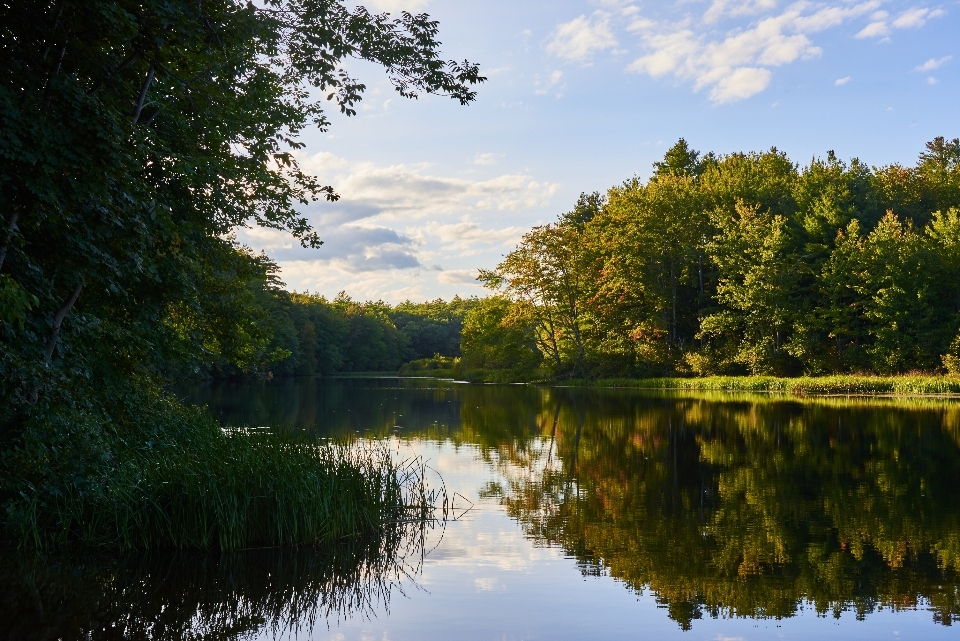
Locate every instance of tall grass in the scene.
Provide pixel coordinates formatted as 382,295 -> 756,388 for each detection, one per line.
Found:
562,374 -> 960,396
4,395 -> 437,550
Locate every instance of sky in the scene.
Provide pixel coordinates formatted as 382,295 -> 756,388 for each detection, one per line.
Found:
236,0 -> 960,303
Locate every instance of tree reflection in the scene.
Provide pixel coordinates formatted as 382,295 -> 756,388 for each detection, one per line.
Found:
480,391 -> 960,629
182,378 -> 960,630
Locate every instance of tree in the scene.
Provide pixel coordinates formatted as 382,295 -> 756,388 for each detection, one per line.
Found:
0,0 -> 483,416
459,297 -> 542,376
587,171 -> 707,372
480,221 -> 589,373
700,202 -> 802,375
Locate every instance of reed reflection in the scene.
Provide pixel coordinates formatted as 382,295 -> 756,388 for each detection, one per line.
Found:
0,517 -> 436,640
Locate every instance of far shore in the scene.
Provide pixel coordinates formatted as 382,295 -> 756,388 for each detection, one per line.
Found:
394,371 -> 960,397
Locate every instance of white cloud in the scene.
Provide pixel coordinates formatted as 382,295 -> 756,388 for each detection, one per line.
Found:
704,0 -> 779,24
857,6 -> 946,39
855,20 -> 890,37
914,55 -> 952,71
535,70 -> 564,94
927,76 -> 939,84
424,219 -> 526,251
892,7 -> 945,29
627,2 -> 879,103
546,13 -> 618,61
474,153 -> 498,166
438,269 -> 481,285
364,0 -> 430,13
296,152 -> 559,224
710,67 -> 772,102
835,75 -> 851,85
234,153 -> 559,299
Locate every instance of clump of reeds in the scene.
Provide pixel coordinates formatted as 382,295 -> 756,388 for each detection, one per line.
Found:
572,374 -> 960,396
5,394 -> 437,550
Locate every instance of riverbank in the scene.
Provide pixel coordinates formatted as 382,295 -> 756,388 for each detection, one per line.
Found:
559,374 -> 960,396
397,370 -> 960,396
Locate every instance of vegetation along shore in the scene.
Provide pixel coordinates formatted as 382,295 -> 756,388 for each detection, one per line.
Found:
0,1 -> 482,549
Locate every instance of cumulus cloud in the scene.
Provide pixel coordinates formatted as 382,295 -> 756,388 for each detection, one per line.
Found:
438,269 -> 481,285
474,153 -> 498,166
296,152 -> 559,225
914,55 -> 952,71
835,75 -> 851,85
703,0 -> 779,24
857,6 -> 946,38
625,1 -> 881,103
239,224 -> 421,272
423,219 -> 526,251
233,153 -> 560,299
364,0 -> 430,13
546,13 -> 618,61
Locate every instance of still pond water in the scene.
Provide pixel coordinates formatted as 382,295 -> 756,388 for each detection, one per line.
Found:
8,377 -> 960,640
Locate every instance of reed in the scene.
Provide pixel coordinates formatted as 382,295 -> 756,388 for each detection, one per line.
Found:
561,374 -> 960,396
5,396 -> 436,550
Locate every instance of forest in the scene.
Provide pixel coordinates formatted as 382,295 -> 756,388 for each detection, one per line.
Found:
462,137 -> 960,380
183,271 -> 476,378
177,136 -> 960,384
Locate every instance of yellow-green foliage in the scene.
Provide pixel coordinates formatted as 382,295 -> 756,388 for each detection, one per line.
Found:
568,374 -> 960,396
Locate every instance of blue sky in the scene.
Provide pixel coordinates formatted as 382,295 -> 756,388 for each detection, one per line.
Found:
237,0 -> 959,302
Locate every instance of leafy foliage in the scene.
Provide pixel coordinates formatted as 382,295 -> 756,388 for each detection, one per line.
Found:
0,0 -> 481,545
474,138 -> 960,377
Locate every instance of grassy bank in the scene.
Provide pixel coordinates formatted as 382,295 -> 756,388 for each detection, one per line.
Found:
555,374 -> 960,396
2,392 -> 432,550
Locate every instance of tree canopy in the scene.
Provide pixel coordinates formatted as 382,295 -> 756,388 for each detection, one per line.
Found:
472,138 -> 960,378
0,0 -> 483,417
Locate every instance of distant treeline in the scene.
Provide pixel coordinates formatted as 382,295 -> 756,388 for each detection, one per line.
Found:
465,137 -> 960,378
174,280 -> 477,378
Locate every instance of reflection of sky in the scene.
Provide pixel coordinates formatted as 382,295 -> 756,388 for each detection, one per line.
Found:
257,439 -> 957,641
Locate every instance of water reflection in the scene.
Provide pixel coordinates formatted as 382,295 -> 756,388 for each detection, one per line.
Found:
0,521 -> 432,640
182,379 -> 960,630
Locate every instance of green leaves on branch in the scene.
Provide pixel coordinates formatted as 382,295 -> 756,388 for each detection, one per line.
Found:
473,138 -> 960,378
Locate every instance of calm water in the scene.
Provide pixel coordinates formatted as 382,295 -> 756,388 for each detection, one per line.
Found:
5,377 -> 960,640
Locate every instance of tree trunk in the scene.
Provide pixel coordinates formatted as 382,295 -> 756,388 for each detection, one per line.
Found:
671,261 -> 677,346
44,280 -> 83,363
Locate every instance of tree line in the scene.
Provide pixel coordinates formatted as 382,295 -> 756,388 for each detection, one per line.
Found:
185,267 -> 477,378
466,137 -> 960,378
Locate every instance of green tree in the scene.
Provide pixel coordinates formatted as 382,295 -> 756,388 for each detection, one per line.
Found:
459,296 -> 542,377
481,221 -> 589,372
700,202 -> 802,374
0,0 -> 482,413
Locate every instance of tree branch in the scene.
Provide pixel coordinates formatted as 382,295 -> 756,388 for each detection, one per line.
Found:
0,210 -> 19,272
132,63 -> 155,124
44,280 -> 83,364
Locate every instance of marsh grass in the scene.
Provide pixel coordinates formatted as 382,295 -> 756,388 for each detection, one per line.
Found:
4,393 -> 439,550
562,374 -> 960,396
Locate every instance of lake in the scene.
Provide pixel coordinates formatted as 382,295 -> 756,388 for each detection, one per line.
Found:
4,377 -> 960,640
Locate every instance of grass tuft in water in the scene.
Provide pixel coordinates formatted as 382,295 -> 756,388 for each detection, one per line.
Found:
3,392 -> 437,550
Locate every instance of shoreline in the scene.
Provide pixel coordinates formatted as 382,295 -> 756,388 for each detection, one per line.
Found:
396,371 -> 960,398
